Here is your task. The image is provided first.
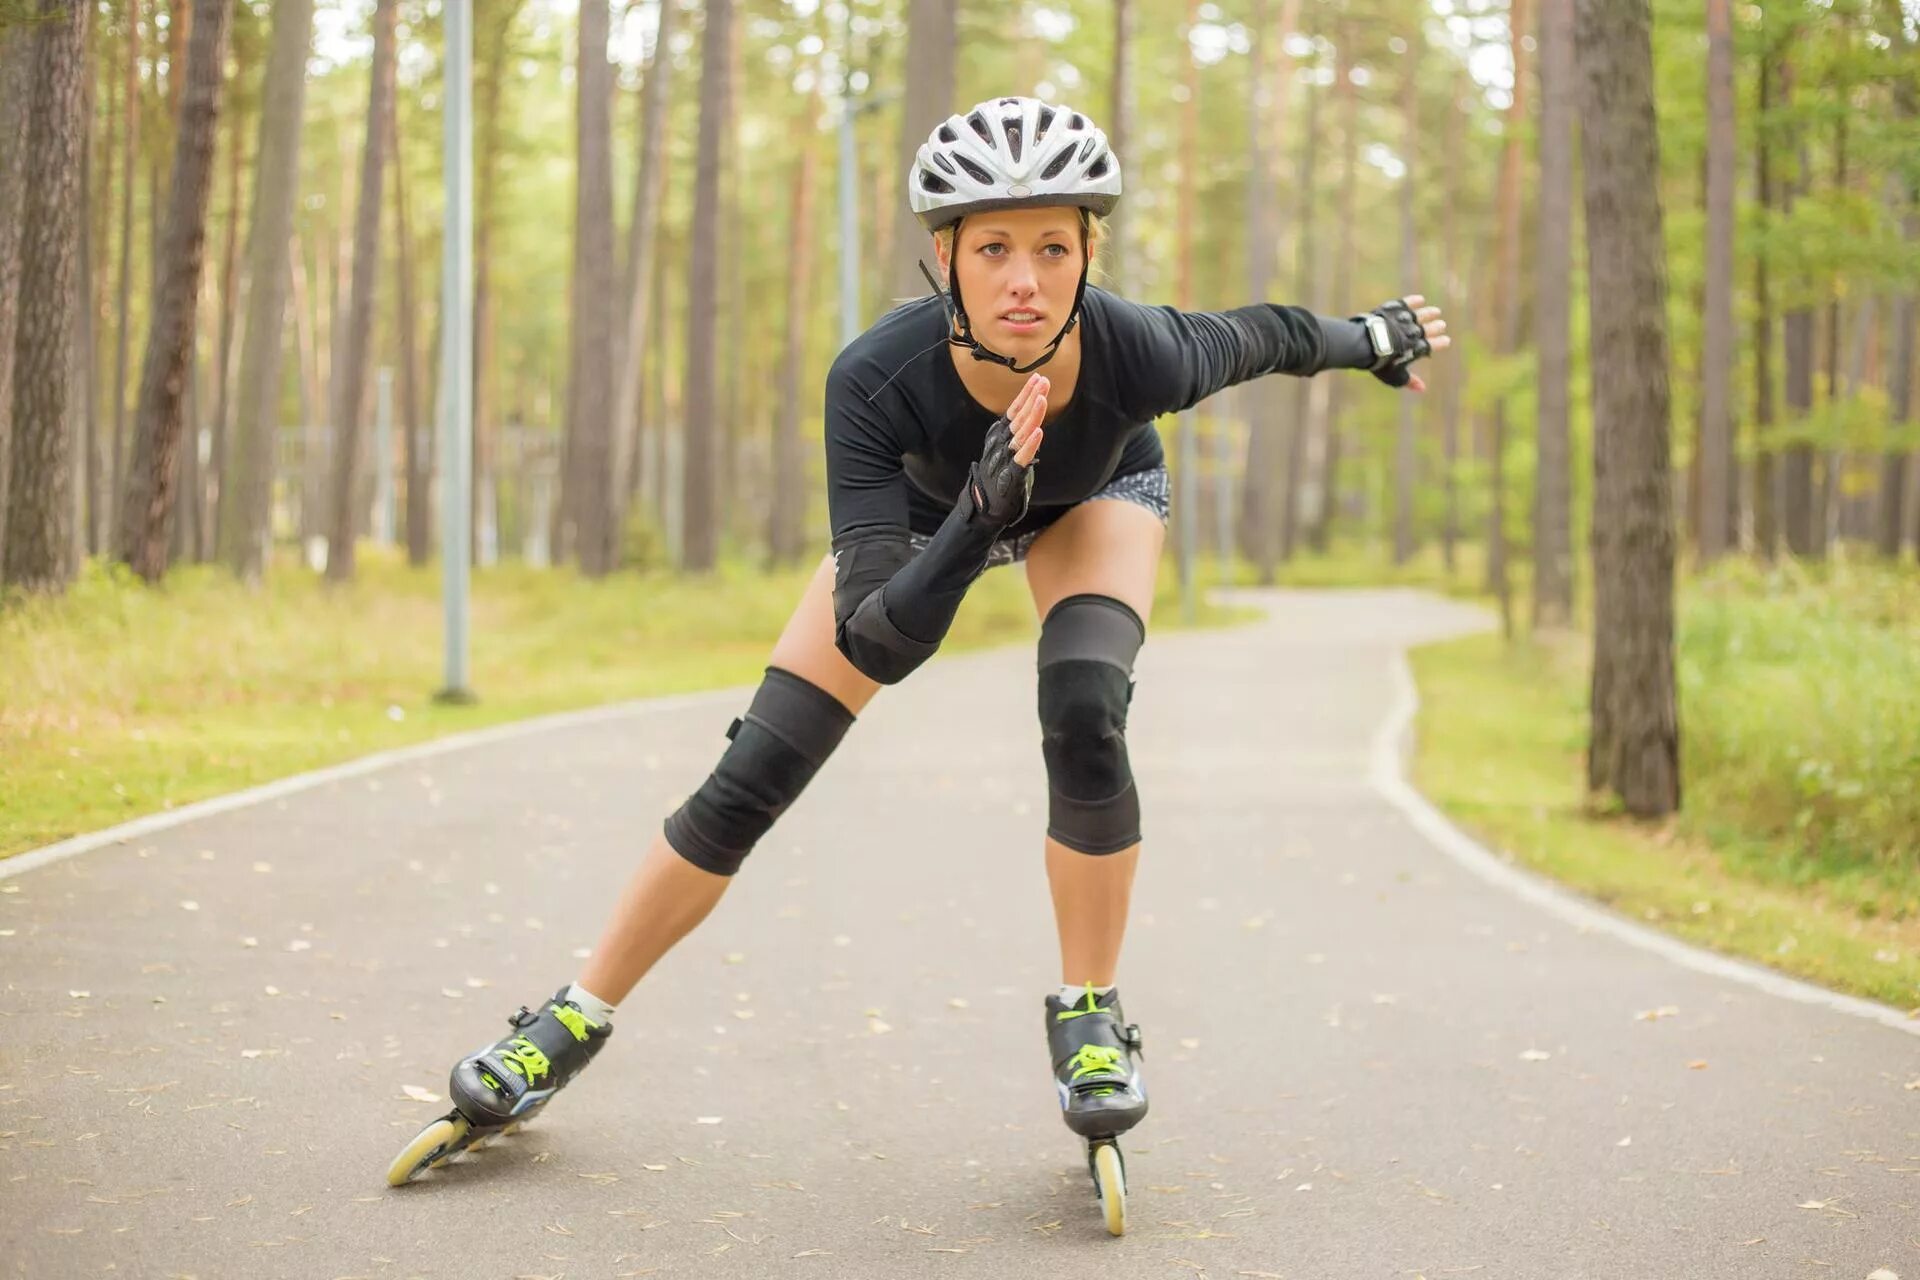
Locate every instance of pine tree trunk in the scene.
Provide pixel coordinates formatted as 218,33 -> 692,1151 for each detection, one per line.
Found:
569,0 -> 617,575
1752,46 -> 1777,557
1576,0 -> 1680,818
116,0 -> 230,583
389,92 -> 427,567
1280,70 -> 1318,563
109,0 -> 139,533
1394,39 -> 1421,568
0,28 -> 34,566
1105,0 -> 1133,294
1778,57 -> 1817,558
220,0 -> 312,581
1533,0 -> 1574,621
1308,33 -> 1358,555
615,0 -> 674,514
1884,216 -> 1915,557
322,0 -> 396,583
770,91 -> 820,569
1699,0 -> 1736,560
4,0 -> 91,592
1441,67 -> 1465,575
891,0 -> 956,301
1487,0 -> 1531,633
1239,0 -> 1300,581
207,88 -> 244,556
679,0 -> 730,572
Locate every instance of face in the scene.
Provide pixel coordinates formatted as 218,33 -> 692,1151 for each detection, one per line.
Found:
938,205 -> 1086,354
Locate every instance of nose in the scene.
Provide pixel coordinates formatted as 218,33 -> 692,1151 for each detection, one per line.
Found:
1005,258 -> 1038,301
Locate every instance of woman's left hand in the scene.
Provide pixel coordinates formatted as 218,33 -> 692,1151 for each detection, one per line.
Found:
1398,295 -> 1449,393
1365,295 -> 1449,392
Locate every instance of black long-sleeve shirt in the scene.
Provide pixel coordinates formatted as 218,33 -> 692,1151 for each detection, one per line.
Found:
823,285 -> 1380,544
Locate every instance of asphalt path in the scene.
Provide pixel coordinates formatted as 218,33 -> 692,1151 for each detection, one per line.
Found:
4,589 -> 1918,1279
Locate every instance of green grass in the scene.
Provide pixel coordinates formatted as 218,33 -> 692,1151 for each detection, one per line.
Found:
1,548 -> 1254,858
1409,556 -> 1920,1011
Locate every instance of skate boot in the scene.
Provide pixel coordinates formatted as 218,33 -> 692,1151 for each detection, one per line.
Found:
386,986 -> 613,1186
1045,982 -> 1147,1235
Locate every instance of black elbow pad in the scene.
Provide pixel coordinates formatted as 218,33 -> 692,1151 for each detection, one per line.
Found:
831,528 -> 937,685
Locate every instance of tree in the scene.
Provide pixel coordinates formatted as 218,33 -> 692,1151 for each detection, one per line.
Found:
1532,0 -> 1574,622
4,0 -> 90,593
1238,0 -> 1299,580
1576,0 -> 1679,818
890,0 -> 955,302
1394,30 -> 1421,568
1752,44 -> 1778,557
1698,0 -> 1736,561
116,0 -> 232,583
1105,0 -> 1133,294
322,0 -> 397,583
219,0 -> 314,582
1280,63 -> 1319,564
770,75 -> 821,569
680,0 -> 730,572
1486,0 -> 1531,634
565,0 -> 617,575
389,90 -> 428,568
1307,30 -> 1358,555
108,0 -> 139,528
615,0 -> 675,512
1778,56 -> 1817,558
0,28 -> 32,561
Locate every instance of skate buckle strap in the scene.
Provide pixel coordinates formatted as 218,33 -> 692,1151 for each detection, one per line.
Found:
1056,982 -> 1113,1023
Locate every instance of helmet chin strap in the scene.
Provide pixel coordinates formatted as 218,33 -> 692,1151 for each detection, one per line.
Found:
917,240 -> 1090,377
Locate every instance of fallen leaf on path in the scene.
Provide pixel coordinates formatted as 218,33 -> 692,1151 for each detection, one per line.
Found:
401,1085 -> 440,1103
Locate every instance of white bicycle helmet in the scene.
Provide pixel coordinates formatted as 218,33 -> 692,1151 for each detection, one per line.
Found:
909,97 -> 1122,373
910,96 -> 1122,232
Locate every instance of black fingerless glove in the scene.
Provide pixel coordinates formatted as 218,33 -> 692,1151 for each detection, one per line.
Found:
965,414 -> 1035,529
1355,299 -> 1432,389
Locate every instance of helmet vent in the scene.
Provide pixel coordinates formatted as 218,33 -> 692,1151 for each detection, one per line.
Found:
938,123 -> 958,143
1085,155 -> 1110,180
930,151 -> 957,175
1070,112 -> 1086,130
1003,118 -> 1023,162
954,153 -> 994,185
1040,145 -> 1076,181
1037,105 -> 1056,134
967,111 -> 993,144
919,170 -> 955,195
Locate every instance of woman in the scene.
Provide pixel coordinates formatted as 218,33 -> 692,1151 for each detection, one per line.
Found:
389,97 -> 1448,1202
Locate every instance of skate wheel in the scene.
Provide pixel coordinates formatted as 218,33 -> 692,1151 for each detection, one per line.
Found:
386,1114 -> 470,1187
1092,1142 -> 1127,1236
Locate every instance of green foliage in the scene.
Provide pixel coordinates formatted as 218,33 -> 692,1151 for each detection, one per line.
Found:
1410,556 -> 1920,1007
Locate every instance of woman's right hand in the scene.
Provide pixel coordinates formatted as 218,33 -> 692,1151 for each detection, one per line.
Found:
969,373 -> 1048,527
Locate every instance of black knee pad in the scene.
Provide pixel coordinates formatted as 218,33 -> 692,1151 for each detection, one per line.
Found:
664,667 -> 855,876
1037,594 -> 1146,855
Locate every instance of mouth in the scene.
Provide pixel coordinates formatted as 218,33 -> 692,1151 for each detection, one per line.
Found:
998,310 -> 1046,334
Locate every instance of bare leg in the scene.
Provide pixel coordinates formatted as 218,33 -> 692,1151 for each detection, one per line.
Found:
577,553 -> 880,1004
1022,498 -> 1164,989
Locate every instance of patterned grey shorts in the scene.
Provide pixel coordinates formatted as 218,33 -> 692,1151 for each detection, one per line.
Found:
906,465 -> 1172,569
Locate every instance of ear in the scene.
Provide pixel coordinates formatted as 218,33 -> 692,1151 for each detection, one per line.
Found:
934,232 -> 951,276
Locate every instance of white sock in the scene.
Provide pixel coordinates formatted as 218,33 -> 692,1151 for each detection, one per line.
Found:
1056,983 -> 1115,1005
564,983 -> 617,1025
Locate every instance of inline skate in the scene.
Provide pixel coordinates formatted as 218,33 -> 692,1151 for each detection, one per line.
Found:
1045,983 -> 1148,1235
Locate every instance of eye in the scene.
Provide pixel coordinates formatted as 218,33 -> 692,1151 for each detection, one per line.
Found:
1042,243 -> 1069,258
979,242 -> 1006,257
